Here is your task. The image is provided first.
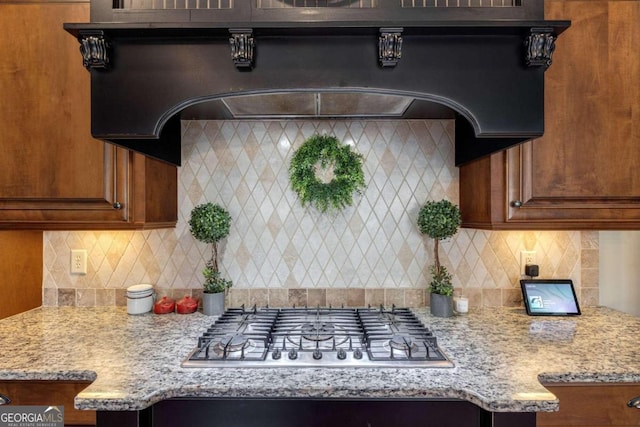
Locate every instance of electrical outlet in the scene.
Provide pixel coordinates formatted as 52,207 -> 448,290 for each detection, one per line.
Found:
520,250 -> 536,275
71,249 -> 87,275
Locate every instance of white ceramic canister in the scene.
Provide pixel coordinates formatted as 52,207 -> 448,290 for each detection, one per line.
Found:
126,284 -> 155,315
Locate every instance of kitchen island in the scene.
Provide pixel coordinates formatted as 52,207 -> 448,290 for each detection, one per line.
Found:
0,306 -> 638,425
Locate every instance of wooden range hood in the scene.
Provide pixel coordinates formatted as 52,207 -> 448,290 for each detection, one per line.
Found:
64,1 -> 569,166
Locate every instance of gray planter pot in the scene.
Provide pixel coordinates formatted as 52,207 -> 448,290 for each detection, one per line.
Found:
202,292 -> 225,316
430,293 -> 454,318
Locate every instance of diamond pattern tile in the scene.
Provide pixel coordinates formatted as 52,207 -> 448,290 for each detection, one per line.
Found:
42,119 -> 590,308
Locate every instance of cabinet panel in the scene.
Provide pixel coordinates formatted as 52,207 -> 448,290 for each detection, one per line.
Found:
460,1 -> 640,230
0,2 -> 177,230
538,383 -> 640,427
0,380 -> 95,426
0,231 -> 42,320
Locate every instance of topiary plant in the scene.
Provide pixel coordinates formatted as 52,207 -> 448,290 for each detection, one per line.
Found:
417,199 -> 461,296
189,202 -> 233,294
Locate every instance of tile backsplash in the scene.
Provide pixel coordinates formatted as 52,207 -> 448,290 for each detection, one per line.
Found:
43,120 -> 598,308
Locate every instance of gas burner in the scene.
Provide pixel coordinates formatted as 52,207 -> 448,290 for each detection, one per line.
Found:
388,334 -> 417,352
286,323 -> 350,349
301,322 -> 336,341
183,306 -> 454,368
214,333 -> 250,354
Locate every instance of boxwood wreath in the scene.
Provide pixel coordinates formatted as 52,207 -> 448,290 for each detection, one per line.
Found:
288,134 -> 366,212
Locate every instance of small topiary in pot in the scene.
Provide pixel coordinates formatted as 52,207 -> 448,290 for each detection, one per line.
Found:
189,202 -> 233,315
417,199 -> 461,317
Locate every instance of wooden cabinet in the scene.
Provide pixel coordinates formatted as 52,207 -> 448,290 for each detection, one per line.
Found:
459,0 -> 640,230
0,231 -> 42,320
0,1 -> 177,230
0,380 -> 96,426
538,383 -> 640,427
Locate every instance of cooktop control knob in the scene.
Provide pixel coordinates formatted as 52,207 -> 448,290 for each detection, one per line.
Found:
312,348 -> 323,360
288,348 -> 298,360
337,348 -> 347,360
272,348 -> 281,360
353,348 -> 363,359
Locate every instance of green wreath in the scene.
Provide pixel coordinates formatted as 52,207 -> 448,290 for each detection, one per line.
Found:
289,134 -> 366,212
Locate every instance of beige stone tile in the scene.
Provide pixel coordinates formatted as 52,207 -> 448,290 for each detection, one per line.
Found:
58,289 -> 76,307
115,289 -> 127,307
326,289 -> 349,308
77,289 -> 96,307
581,270 -> 599,287
43,288 -> 57,307
95,289 -> 115,306
580,287 -> 599,307
385,289 -> 404,307
365,289 -> 385,307
229,288 -> 249,308
288,289 -> 307,307
154,288 -> 172,299
249,289 -> 269,308
307,289 -> 326,307
462,288 -> 482,310
269,289 -> 289,307
172,289 -> 193,300
42,123 -> 594,312
502,288 -> 522,308
482,289 -> 502,308
404,289 -> 425,308
347,289 -> 365,307
191,289 -> 203,308
581,249 -> 599,269
581,231 -> 599,249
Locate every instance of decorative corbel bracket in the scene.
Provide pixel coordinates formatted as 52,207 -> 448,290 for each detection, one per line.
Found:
378,28 -> 403,68
78,30 -> 110,71
525,27 -> 557,69
229,29 -> 255,69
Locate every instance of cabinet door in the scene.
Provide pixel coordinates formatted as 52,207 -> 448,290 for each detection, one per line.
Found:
460,1 -> 640,230
538,383 -> 640,427
0,2 -> 177,230
0,231 -> 42,320
506,0 -> 640,228
0,380 -> 95,426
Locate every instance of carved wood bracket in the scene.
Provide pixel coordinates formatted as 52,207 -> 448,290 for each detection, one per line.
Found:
525,27 -> 557,69
378,28 -> 403,67
78,30 -> 111,71
229,29 -> 255,69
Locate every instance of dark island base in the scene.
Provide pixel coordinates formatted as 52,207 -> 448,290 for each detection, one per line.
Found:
97,398 -> 536,427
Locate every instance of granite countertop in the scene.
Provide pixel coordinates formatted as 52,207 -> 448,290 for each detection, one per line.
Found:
0,306 -> 638,413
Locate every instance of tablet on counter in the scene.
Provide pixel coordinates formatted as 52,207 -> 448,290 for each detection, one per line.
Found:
520,279 -> 581,316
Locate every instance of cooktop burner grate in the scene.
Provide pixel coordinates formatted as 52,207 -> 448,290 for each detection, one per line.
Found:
182,306 -> 454,368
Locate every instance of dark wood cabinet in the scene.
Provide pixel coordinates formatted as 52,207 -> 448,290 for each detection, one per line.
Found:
0,1 -> 177,230
460,0 -> 640,230
537,383 -> 640,427
0,380 -> 96,426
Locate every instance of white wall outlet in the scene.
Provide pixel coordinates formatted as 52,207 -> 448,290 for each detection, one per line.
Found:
71,249 -> 88,275
520,250 -> 536,275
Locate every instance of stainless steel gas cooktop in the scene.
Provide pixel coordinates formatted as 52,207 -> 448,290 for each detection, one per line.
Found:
182,306 -> 453,368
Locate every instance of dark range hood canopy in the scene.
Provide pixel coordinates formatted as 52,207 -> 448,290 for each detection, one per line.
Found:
64,3 -> 569,166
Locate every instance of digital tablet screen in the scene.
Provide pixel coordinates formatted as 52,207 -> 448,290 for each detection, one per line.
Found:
520,279 -> 581,316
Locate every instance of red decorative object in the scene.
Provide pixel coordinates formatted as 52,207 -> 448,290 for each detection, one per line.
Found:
176,296 -> 198,314
153,296 -> 176,314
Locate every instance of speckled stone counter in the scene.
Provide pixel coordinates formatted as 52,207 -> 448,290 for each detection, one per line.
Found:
0,306 -> 638,413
